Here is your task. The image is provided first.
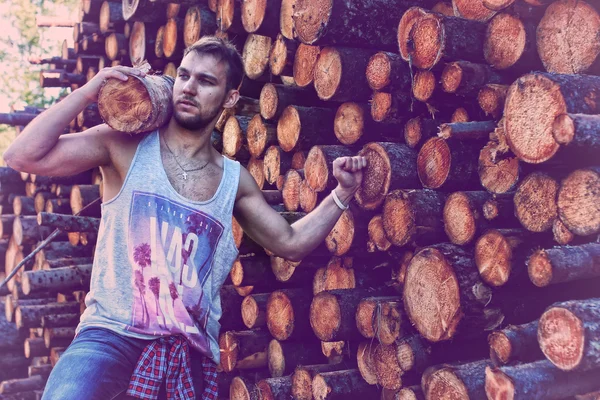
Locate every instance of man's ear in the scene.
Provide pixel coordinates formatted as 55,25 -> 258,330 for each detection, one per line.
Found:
223,89 -> 240,109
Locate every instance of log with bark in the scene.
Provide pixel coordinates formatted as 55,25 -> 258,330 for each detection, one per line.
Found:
0,375 -> 45,395
369,90 -> 413,124
0,113 -> 38,127
312,256 -> 354,295
281,169 -> 303,212
552,114 -> 600,163
365,51 -> 411,92
484,12 -> 541,72
477,84 -> 508,119
373,342 -> 405,390
536,0 -> 600,75
37,213 -> 100,233
397,6 -> 429,61
122,0 -> 164,22
292,364 -> 351,400
219,329 -> 270,372
392,386 -> 425,400
266,288 -> 312,340
382,189 -> 446,247
423,360 -> 491,400
488,320 -> 543,366
21,264 -> 93,295
99,1 -> 125,33
312,369 -> 379,400
269,33 -> 297,76
453,0 -> 497,21
403,244 -> 503,342
313,46 -> 376,102
485,360 -> 600,400
310,288 -> 393,342
444,192 -> 498,246
404,117 -> 441,149
76,103 -> 103,129
241,292 -> 268,330
216,0 -> 244,33
438,121 -> 496,141
503,72 -> 600,163
41,313 -> 80,328
557,167 -> 600,236
98,72 -> 174,134
24,337 -> 48,358
293,44 -> 320,88
239,0 -> 280,36
267,338 -> 326,377
44,326 -> 76,348
356,341 -> 378,385
12,216 -> 51,246
276,105 -> 337,152
256,376 -> 292,400
15,302 -> 81,329
263,146 -> 293,185
222,115 -> 251,159
304,145 -> 354,192
408,13 -> 487,69
538,298 -> 600,371
478,141 -> 521,194
40,70 -> 86,88
513,171 -> 558,233
417,137 -> 483,190
242,34 -> 273,81
355,143 -> 419,210
244,115 -> 276,159
182,5 -> 216,47
259,83 -> 325,121
440,61 -> 507,97
528,243 -> 600,287
69,184 -> 101,218
354,296 -> 405,345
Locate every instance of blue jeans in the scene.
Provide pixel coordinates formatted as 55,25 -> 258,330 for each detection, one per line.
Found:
41,327 -> 205,400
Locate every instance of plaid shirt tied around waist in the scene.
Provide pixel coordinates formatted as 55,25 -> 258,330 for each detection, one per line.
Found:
127,335 -> 219,400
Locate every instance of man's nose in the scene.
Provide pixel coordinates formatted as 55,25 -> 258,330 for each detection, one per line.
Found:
182,79 -> 197,95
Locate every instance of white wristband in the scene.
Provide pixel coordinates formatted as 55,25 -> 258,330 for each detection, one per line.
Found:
332,189 -> 349,211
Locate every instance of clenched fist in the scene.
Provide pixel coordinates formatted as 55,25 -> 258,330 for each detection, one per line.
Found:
332,156 -> 367,203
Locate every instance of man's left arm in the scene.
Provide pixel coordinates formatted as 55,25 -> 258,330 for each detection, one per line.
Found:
233,156 -> 367,261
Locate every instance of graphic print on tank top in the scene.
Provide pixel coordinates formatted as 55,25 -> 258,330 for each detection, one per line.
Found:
126,191 -> 223,354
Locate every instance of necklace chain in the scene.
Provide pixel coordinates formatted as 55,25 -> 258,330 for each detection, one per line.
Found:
162,134 -> 210,180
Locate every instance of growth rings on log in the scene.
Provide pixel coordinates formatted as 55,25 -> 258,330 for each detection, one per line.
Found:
98,73 -> 174,134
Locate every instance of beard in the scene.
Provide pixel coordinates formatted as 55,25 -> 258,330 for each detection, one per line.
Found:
172,98 -> 224,130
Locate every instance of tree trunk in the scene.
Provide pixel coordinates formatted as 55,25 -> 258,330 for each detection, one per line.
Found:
276,105 -> 337,152
21,264 -> 93,295
44,326 -> 76,348
98,73 -> 174,134
219,329 -> 270,372
259,83 -> 324,121
239,0 -> 280,36
443,191 -> 494,245
478,84 -> 508,119
241,292 -> 268,329
246,115 -> 277,158
242,34 -> 272,80
397,6 -> 429,61
504,72 -> 600,164
310,288 -> 394,341
538,298 -> 600,371
365,51 -> 412,92
304,145 -> 354,192
423,360 -> 490,400
24,337 -> 48,358
129,22 -> 161,65
313,46 -> 375,102
382,189 -> 446,247
441,61 -> 507,97
403,244 -> 503,342
312,369 -> 379,400
417,137 -> 483,190
15,302 -> 81,329
557,167 -> 600,236
484,13 -> 541,72
552,114 -> 600,164
76,103 -> 102,129
266,288 -> 313,340
485,360 -> 600,400
256,376 -> 292,400
292,364 -> 350,400
528,243 -> 600,287
263,146 -> 293,185
40,70 -> 86,88
536,0 -> 600,75
481,194 -> 518,225
13,216 -> 51,246
0,113 -> 38,127
41,313 -> 80,328
488,320 -> 543,366
37,213 -> 99,233
293,0 -> 436,51
267,338 -> 326,377
312,256 -> 355,295
514,171 -> 558,232
70,185 -> 101,217
409,13 -> 487,69
293,44 -> 320,88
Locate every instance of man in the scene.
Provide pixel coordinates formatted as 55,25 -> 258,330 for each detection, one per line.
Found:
4,36 -> 366,399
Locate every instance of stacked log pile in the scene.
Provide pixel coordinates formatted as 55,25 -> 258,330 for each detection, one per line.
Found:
1,0 -> 599,399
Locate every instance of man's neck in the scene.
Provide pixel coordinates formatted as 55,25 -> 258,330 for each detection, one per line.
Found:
162,119 -> 215,160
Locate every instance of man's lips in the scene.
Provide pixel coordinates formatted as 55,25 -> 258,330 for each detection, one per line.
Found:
177,100 -> 197,107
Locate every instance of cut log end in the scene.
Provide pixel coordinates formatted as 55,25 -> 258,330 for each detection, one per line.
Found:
277,106 -> 301,152
375,343 -> 403,390
412,70 -> 436,102
417,138 -> 451,189
478,141 -> 520,194
312,374 -> 330,400
557,168 -> 600,236
283,170 -> 303,212
293,0 -> 331,44
292,367 -> 313,400
552,113 -> 575,145
299,180 -> 318,212
223,116 -> 244,157
259,83 -> 278,120
514,172 -> 558,232
537,0 -> 600,74
241,0 -> 267,33
478,84 -> 508,119
441,63 -> 463,94
305,146 -> 329,192
398,7 -> 428,61
475,230 -> 513,287
484,13 -> 526,70
310,292 -> 341,341
230,376 -> 252,400
410,14 -> 443,70
357,342 -> 378,385
454,0 -> 497,21
488,331 -> 512,365
267,339 -> 285,377
382,190 -> 414,247
242,34 -> 272,80
356,143 -> 392,210
370,92 -> 393,122
313,47 -> 342,101
504,74 -> 565,163
552,219 -> 574,245
219,332 -> 239,372
266,291 -> 295,340
241,295 -> 260,329
484,366 -> 516,400
404,247 -> 461,342
334,102 -> 365,145
325,209 -> 354,256
366,52 -> 392,90
444,192 -> 477,245
271,256 -> 300,282
264,146 -> 283,185
97,77 -> 152,133
426,368 -> 470,400
367,215 -> 391,252
293,44 -> 320,87
527,249 -> 553,287
538,306 -> 584,371
280,0 -> 295,39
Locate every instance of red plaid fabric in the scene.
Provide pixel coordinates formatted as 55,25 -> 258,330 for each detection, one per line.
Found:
127,336 -> 219,400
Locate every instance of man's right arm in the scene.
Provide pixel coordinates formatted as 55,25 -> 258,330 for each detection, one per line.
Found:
3,66 -> 144,176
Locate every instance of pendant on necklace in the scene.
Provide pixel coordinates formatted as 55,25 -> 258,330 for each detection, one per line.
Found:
182,172 -> 188,180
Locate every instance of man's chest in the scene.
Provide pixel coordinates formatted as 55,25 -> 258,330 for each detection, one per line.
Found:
161,154 -> 223,202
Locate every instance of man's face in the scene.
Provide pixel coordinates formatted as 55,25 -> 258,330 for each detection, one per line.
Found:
172,52 -> 229,130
